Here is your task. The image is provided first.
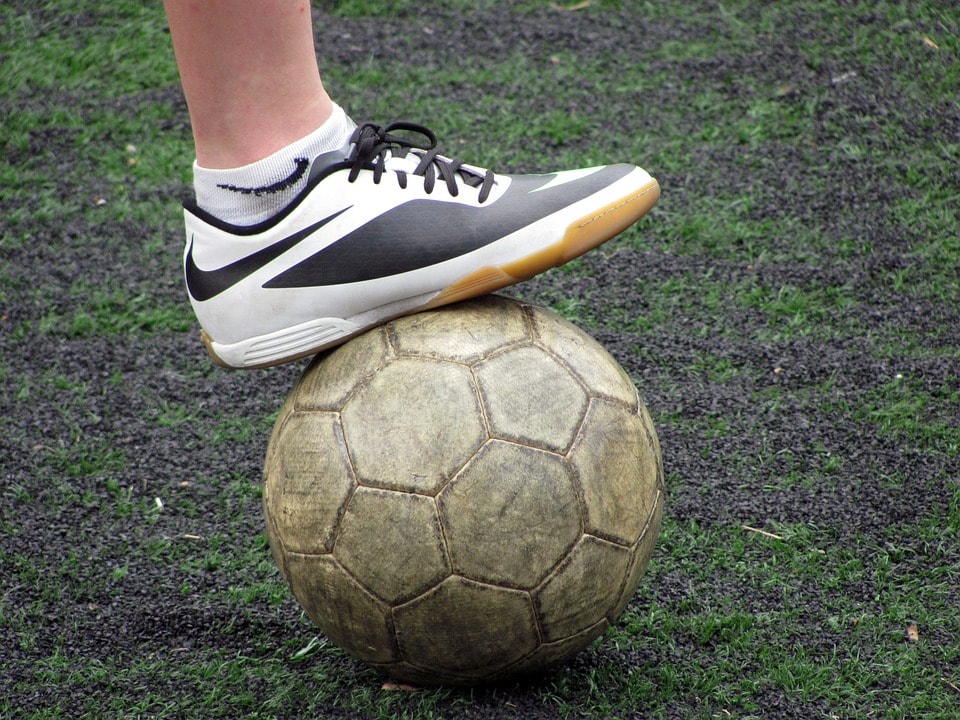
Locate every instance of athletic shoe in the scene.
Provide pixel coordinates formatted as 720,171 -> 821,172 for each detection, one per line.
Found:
182,121 -> 659,368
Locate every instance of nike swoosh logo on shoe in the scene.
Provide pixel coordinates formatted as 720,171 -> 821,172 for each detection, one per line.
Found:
185,208 -> 350,302
264,165 -> 635,289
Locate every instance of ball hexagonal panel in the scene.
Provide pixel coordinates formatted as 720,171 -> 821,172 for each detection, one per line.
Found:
388,295 -> 530,364
438,440 -> 581,589
527,303 -> 639,408
341,357 -> 486,495
500,619 -> 608,681
263,389 -> 299,580
392,576 -> 539,678
285,553 -> 397,664
638,400 -> 665,488
295,326 -> 394,411
610,488 -> 664,619
475,345 -> 589,454
569,399 -> 661,546
335,487 -> 450,604
265,411 -> 356,555
535,535 -> 632,642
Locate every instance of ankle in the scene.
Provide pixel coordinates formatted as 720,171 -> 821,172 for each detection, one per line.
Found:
192,102 -> 354,226
194,93 -> 336,170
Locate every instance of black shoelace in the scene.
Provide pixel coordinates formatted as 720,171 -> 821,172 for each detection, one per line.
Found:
346,121 -> 496,203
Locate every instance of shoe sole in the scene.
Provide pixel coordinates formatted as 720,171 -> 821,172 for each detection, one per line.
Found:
200,177 -> 660,369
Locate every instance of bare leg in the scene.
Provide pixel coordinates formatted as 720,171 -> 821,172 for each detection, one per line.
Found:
168,1 -> 659,370
163,0 -> 333,169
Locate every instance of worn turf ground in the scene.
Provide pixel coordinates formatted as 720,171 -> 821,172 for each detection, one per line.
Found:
2,1 -> 959,718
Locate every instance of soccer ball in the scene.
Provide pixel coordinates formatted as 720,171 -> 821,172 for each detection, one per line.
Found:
262,295 -> 664,686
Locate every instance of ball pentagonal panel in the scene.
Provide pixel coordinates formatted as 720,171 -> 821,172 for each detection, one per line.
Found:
341,357 -> 486,495
438,440 -> 581,589
335,487 -> 450,604
295,327 -> 394,411
475,346 -> 589,454
569,399 -> 661,546
388,295 -> 530,364
527,303 -> 638,408
392,576 -> 539,678
535,535 -> 632,642
284,553 -> 397,664
266,411 -> 356,555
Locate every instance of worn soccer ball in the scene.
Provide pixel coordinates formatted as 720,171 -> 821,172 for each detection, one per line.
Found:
262,295 -> 664,686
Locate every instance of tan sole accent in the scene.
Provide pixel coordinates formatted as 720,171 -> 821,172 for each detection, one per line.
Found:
502,177 -> 661,278
424,266 -> 520,309
200,330 -> 233,369
430,177 -> 660,308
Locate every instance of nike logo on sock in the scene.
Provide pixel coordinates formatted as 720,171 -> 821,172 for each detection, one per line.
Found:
184,208 -> 350,302
217,157 -> 310,196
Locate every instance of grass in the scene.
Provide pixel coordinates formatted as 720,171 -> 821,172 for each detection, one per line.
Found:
633,519 -> 960,716
2,0 -> 959,718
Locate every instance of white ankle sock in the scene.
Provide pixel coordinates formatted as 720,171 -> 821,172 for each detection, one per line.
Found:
192,103 -> 354,226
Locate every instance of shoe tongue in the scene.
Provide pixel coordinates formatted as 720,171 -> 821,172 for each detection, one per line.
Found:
306,139 -> 354,182
385,151 -> 488,189
383,153 -> 421,174
308,118 -> 490,188
306,139 -> 421,182
306,115 -> 359,182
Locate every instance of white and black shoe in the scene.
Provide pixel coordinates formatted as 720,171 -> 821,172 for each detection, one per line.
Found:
182,121 -> 660,369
